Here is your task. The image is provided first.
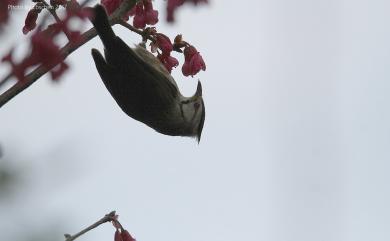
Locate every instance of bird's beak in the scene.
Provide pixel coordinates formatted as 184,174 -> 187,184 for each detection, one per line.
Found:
195,81 -> 202,97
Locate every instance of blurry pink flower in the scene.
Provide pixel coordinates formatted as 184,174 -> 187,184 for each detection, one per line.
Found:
166,0 -> 208,22
131,0 -> 159,29
101,0 -> 121,15
166,0 -> 183,22
143,0 -> 158,25
114,230 -> 123,241
29,31 -> 63,67
121,230 -> 136,241
22,9 -> 39,34
0,0 -> 19,26
2,50 -> 28,82
3,30 -> 67,82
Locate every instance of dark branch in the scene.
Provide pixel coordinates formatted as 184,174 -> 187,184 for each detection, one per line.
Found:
64,211 -> 117,241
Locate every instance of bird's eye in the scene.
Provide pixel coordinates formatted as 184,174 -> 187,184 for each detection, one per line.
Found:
194,102 -> 200,110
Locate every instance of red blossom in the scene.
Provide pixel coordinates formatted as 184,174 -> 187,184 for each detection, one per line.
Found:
182,45 -> 206,76
29,31 -> 62,67
101,0 -> 122,15
22,9 -> 39,34
121,230 -> 136,241
0,0 -> 19,27
166,0 -> 208,22
2,50 -> 28,82
158,53 -> 179,73
166,0 -> 183,22
2,30 -> 68,82
155,33 -> 173,54
101,0 -> 158,25
133,2 -> 146,28
143,0 -> 158,25
150,33 -> 176,72
114,230 -> 123,241
45,6 -> 91,43
131,0 -> 159,29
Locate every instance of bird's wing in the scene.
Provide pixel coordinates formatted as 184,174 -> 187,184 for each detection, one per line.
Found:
106,36 -> 179,106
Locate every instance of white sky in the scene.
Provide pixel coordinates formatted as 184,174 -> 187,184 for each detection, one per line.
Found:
1,1 -> 390,241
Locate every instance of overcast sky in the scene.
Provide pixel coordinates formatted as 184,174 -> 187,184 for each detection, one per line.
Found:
1,1 -> 390,241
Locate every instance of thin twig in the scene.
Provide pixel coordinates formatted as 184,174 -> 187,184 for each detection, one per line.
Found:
0,0 -> 137,108
119,20 -> 156,42
64,211 -> 117,241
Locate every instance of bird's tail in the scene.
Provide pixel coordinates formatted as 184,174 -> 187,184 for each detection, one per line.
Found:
90,5 -> 116,50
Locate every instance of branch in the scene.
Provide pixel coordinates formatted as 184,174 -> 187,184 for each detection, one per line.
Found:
0,73 -> 13,90
119,20 -> 156,42
0,0 -> 137,108
64,211 -> 117,241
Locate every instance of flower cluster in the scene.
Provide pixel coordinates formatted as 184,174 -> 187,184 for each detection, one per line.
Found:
182,45 -> 206,76
3,30 -> 66,81
129,0 -> 158,28
149,31 -> 178,72
101,0 -> 158,28
166,0 -> 208,22
99,0 -> 206,76
111,216 -> 136,241
148,30 -> 206,76
2,0 -> 91,81
114,230 -> 136,241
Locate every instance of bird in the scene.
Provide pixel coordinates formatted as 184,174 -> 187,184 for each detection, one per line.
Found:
90,5 -> 205,142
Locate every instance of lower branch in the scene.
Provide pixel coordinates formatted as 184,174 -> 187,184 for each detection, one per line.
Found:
64,211 -> 117,241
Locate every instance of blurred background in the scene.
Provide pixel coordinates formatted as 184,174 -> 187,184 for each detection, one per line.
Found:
1,0 -> 390,241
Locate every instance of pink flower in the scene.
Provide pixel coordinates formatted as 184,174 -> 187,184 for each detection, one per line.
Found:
114,230 -> 123,241
101,0 -> 122,15
22,9 -> 39,34
158,53 -> 179,73
166,0 -> 184,22
166,0 -> 208,22
133,2 -> 146,28
2,50 -> 28,82
155,33 -> 173,54
131,0 -> 159,29
27,31 -> 64,72
0,0 -> 19,27
121,230 -> 136,241
47,6 -> 91,43
182,45 -> 206,76
143,0 -> 158,25
3,30 -> 67,82
103,0 -> 158,26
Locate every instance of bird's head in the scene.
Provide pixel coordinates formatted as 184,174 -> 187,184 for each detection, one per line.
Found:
179,81 -> 205,142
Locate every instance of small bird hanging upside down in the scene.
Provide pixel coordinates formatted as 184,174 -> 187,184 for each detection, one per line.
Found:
90,5 -> 205,142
